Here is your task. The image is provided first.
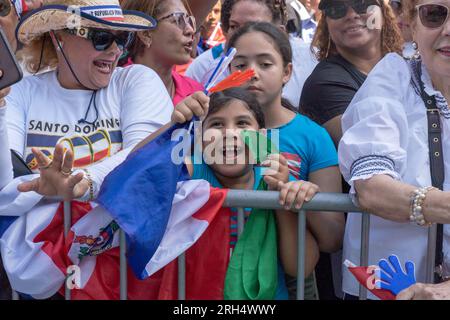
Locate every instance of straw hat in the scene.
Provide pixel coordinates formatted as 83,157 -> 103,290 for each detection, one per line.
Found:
16,0 -> 157,45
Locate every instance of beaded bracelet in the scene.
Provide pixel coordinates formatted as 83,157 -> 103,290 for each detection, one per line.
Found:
82,168 -> 94,202
409,186 -> 436,226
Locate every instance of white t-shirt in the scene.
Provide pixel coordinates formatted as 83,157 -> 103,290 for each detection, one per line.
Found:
0,64 -> 173,197
339,53 -> 450,299
186,36 -> 318,108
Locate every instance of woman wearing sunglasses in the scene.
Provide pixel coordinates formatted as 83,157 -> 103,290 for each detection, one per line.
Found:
121,0 -> 204,105
0,0 -> 175,299
339,0 -> 450,299
300,0 -> 402,147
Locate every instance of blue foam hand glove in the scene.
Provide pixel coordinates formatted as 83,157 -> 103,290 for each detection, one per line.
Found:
377,255 -> 416,295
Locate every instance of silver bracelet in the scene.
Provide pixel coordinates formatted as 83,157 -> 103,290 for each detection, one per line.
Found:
410,186 -> 436,226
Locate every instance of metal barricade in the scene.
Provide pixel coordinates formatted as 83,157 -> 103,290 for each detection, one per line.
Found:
220,191 -> 363,300
174,192 -> 366,300
13,191 -> 430,300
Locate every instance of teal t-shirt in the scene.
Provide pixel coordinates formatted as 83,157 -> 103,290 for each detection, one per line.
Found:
192,162 -> 289,300
268,114 -> 338,181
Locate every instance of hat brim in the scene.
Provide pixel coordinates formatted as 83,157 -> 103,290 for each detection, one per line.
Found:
16,5 -> 157,45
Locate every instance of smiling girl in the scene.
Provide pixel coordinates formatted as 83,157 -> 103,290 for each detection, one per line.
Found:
130,87 -> 322,299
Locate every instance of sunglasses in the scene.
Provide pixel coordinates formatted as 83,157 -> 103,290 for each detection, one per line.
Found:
65,27 -> 135,51
158,12 -> 196,32
323,0 -> 380,19
416,3 -> 449,29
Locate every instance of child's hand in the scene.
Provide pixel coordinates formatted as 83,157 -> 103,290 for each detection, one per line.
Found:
278,180 -> 320,210
171,91 -> 210,124
262,154 -> 289,190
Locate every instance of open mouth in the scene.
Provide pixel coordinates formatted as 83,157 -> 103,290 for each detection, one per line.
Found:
222,145 -> 244,162
93,60 -> 114,74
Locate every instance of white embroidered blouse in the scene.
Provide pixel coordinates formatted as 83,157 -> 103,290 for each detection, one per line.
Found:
338,53 -> 450,299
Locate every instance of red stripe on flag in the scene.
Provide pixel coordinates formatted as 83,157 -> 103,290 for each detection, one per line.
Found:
70,203 -> 232,299
31,188 -> 231,299
33,202 -> 93,276
104,17 -> 125,21
192,187 -> 228,223
348,266 -> 396,300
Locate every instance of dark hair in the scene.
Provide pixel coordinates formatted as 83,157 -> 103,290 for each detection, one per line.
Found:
226,22 -> 297,112
208,88 -> 266,128
221,0 -> 288,33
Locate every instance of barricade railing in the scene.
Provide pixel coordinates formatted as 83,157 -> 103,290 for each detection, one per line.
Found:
8,191 -> 437,300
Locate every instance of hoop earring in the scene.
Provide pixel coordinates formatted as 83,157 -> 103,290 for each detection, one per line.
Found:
412,41 -> 420,60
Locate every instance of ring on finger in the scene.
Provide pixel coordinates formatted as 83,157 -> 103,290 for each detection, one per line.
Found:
39,161 -> 53,170
61,169 -> 73,176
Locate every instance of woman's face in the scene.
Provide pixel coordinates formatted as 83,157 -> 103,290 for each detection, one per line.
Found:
57,30 -> 123,90
150,0 -> 195,66
227,0 -> 273,39
202,99 -> 260,179
230,31 -> 292,109
412,0 -> 450,80
326,1 -> 383,54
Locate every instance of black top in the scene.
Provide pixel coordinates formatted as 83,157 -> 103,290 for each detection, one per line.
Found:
300,55 -> 367,125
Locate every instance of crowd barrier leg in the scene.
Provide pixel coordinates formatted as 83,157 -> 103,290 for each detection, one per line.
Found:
120,229 -> 127,300
63,201 -> 71,301
426,224 -> 437,283
237,207 -> 245,237
296,210 -> 306,300
178,253 -> 186,300
358,213 -> 370,300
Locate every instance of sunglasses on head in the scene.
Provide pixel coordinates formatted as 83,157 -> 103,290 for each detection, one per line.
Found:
158,12 -> 196,32
65,27 -> 135,51
416,3 -> 449,29
323,0 -> 380,20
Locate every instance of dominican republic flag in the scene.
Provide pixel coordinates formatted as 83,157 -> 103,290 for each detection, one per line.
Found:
0,122 -> 230,299
97,121 -> 232,299
343,260 -> 396,300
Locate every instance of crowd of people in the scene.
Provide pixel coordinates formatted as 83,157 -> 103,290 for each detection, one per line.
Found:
0,0 -> 449,300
